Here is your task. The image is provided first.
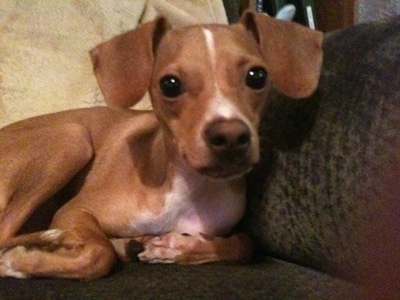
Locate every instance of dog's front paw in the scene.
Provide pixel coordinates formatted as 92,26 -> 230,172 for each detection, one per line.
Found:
138,232 -> 202,264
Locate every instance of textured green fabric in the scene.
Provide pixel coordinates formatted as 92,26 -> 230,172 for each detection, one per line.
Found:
244,16 -> 400,293
0,258 -> 360,299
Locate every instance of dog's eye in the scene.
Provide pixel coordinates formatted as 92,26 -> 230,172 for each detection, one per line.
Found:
246,67 -> 267,90
159,75 -> 183,98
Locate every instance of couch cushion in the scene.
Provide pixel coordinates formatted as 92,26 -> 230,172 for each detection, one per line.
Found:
0,258 -> 360,299
244,16 -> 400,295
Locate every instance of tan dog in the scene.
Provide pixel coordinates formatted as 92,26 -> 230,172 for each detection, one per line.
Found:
0,11 -> 322,280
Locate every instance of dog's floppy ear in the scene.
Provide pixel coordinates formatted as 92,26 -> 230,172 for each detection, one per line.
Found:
241,11 -> 323,99
90,17 -> 169,108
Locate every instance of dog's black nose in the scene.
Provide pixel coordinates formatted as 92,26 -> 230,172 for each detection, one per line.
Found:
204,119 -> 251,155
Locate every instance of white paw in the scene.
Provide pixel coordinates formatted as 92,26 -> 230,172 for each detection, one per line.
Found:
0,246 -> 29,278
138,233 -> 194,264
40,229 -> 64,242
37,229 -> 66,251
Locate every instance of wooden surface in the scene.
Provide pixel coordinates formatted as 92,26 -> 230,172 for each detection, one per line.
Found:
314,0 -> 356,32
241,0 -> 356,32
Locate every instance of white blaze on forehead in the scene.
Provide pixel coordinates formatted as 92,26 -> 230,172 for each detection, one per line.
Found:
211,89 -> 243,120
202,28 -> 217,71
207,89 -> 254,134
202,28 -> 238,119
201,28 -> 254,136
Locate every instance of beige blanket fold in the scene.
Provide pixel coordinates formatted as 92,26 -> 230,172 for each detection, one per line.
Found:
141,0 -> 228,27
0,1 -> 227,128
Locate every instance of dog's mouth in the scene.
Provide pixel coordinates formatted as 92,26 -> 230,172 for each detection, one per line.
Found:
197,159 -> 254,179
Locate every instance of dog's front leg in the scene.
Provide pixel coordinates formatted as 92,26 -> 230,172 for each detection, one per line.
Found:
138,232 -> 253,264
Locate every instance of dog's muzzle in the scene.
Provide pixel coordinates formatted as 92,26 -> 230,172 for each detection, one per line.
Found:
204,119 -> 251,155
200,119 -> 254,178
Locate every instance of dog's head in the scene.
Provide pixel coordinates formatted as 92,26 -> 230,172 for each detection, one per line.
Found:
90,11 -> 322,179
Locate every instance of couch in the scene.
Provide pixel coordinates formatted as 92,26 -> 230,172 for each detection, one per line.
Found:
0,6 -> 399,300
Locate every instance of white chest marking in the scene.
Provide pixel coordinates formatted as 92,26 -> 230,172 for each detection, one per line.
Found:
130,167 -> 245,236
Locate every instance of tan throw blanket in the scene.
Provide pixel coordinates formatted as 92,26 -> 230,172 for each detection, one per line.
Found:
0,0 -> 227,128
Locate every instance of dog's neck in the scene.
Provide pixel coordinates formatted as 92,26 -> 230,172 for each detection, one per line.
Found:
126,124 -> 246,237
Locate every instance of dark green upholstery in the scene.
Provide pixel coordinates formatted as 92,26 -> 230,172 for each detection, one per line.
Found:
245,16 -> 400,296
1,16 -> 398,300
0,258 -> 360,299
